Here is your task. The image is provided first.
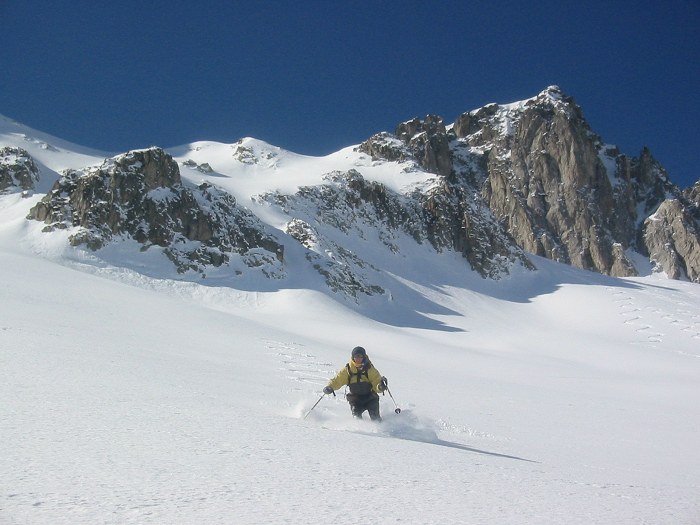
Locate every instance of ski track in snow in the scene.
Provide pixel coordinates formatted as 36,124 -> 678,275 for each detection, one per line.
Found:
609,286 -> 700,357
266,339 -> 334,391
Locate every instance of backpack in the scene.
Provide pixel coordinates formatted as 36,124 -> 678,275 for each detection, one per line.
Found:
346,361 -> 373,397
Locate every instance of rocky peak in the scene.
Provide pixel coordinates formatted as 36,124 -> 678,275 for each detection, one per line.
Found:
395,115 -> 447,142
110,147 -> 181,189
28,147 -> 284,277
447,88 -> 700,281
0,146 -> 39,193
358,87 -> 698,282
354,132 -> 413,164
450,88 -> 634,274
454,86 -> 583,143
530,85 -> 576,109
359,114 -> 452,177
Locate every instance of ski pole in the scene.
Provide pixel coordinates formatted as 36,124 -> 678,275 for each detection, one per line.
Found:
303,390 -> 334,420
386,387 -> 401,414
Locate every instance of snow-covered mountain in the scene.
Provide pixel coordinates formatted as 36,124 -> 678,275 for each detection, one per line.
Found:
3,87 -> 698,296
1,93 -> 699,524
360,86 -> 699,282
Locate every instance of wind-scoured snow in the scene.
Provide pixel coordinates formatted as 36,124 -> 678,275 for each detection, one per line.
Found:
1,118 -> 699,524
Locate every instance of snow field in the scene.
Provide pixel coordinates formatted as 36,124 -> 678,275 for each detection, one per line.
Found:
2,118 -> 699,524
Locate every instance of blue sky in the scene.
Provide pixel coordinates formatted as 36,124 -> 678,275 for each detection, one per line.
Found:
2,1 -> 698,188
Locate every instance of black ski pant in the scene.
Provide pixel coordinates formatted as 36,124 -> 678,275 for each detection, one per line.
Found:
347,393 -> 381,421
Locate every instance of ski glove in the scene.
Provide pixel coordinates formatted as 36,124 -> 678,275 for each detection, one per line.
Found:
323,386 -> 334,395
378,377 -> 388,392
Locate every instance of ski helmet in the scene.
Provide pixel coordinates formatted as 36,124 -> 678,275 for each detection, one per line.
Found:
351,346 -> 367,359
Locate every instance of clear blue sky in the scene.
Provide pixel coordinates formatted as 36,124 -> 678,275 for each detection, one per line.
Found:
2,1 -> 698,188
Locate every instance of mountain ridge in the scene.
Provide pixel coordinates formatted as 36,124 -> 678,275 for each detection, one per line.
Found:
2,87 -> 698,301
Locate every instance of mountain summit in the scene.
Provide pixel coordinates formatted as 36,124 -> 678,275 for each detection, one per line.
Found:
360,86 -> 699,282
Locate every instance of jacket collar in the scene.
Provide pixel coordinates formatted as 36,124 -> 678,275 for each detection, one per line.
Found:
348,358 -> 370,371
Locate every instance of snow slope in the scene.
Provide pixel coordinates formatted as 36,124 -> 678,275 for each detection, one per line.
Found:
1,122 -> 699,524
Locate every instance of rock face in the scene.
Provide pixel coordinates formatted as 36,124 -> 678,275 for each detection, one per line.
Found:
358,115 -> 452,177
0,147 -> 39,193
358,86 -> 700,283
469,87 -> 639,275
260,168 -> 532,296
684,181 -> 700,215
260,169 -> 420,297
28,148 -> 284,276
643,199 -> 700,281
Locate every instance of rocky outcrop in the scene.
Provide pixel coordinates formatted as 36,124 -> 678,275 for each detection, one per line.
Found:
459,87 -> 697,281
358,86 -> 699,282
683,180 -> 700,219
643,199 -> 700,282
0,146 -> 39,193
416,177 -> 535,278
359,115 -> 452,177
356,132 -> 415,165
260,169 -> 418,297
285,216 -> 385,298
453,87 -> 635,275
259,168 -> 533,296
395,116 -> 452,177
28,147 -> 284,276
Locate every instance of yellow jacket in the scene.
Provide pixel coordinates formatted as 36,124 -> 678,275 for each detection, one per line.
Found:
328,359 -> 383,395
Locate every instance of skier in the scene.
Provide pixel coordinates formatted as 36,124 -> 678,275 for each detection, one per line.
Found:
323,346 -> 388,421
